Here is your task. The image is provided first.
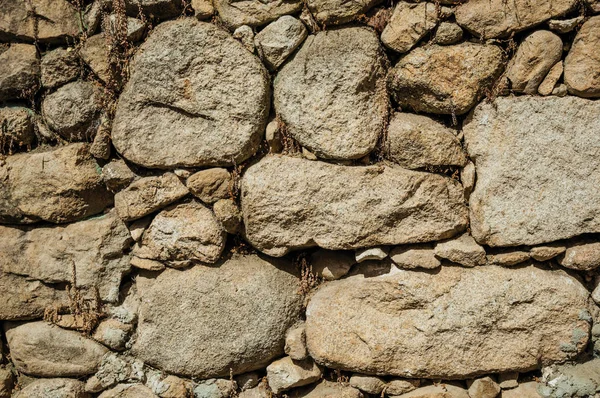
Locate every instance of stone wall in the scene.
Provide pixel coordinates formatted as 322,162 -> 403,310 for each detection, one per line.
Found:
0,0 -> 600,397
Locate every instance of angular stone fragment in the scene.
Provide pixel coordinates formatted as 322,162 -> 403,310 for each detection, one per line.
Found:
0,273 -> 68,320
0,0 -> 80,43
239,385 -> 270,398
290,381 -> 362,398
507,31 -> 563,94
356,247 -> 389,263
381,2 -> 438,53
242,156 -> 468,256
455,0 -> 578,39
0,44 -> 40,102
93,319 -> 134,351
214,0 -> 302,28
267,357 -> 322,394
486,250 -> 530,267
395,385 -> 469,398
101,159 -> 136,193
79,35 -> 114,85
390,244 -> 441,269
498,372 -> 518,389
559,242 -> 600,271
14,378 -> 89,398
387,113 -> 466,169
187,168 -> 232,204
0,367 -> 12,398
463,96 -> 600,247
133,254 -> 303,377
274,27 -> 388,159
112,19 -> 270,168
285,323 -> 308,360
434,234 -> 487,267
305,265 -> 591,378
255,16 -> 307,70
461,161 -> 476,200
98,384 -> 158,398
213,198 -> 242,234
159,375 -> 191,398
0,210 -> 131,306
386,379 -> 420,395
42,81 -> 101,141
310,249 -> 355,281
538,61 -> 563,96
0,107 -> 35,151
5,322 -> 108,377
350,375 -> 385,395
564,16 -> 600,98
503,382 -> 541,398
388,43 -> 504,115
114,173 -> 189,221
468,377 -> 500,398
434,22 -> 463,45
41,48 -> 79,89
233,25 -> 256,53
193,379 -> 236,398
548,16 -> 583,33
193,0 -> 214,19
530,244 -> 566,262
132,201 -> 226,266
106,14 -> 146,42
307,0 -> 381,24
0,143 -> 112,224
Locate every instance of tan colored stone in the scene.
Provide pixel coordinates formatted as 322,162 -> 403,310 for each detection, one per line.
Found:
5,322 -> 108,377
114,173 -> 189,221
98,384 -> 158,398
242,156 -> 468,256
130,257 -> 165,271
507,30 -> 563,94
387,113 -> 466,169
559,241 -> 600,271
381,2 -> 438,53
386,379 -> 420,395
434,233 -> 486,267
548,16 -> 584,33
461,162 -> 476,200
255,16 -> 307,70
538,61 -> 563,96
193,0 -> 214,19
0,367 -> 13,398
0,143 -> 112,224
356,247 -> 389,263
133,201 -> 226,266
434,22 -> 463,45
187,168 -> 232,204
159,376 -> 192,398
285,323 -> 308,360
497,372 -> 518,389
530,244 -> 566,262
213,198 -> 242,234
388,43 -> 504,115
80,34 -> 114,85
93,319 -> 133,351
214,0 -> 302,28
390,244 -> 441,270
0,44 -> 40,102
467,377 -> 500,398
41,47 -> 79,89
102,159 -> 136,193
266,357 -> 322,394
307,0 -> 381,24
393,384 -> 469,398
564,16 -> 600,98
486,250 -> 530,266
305,265 -> 591,378
290,381 -> 362,397
0,106 -> 35,151
455,0 -> 577,39
0,273 -> 68,321
501,382 -> 541,398
310,249 -> 355,281
350,375 -> 385,395
14,378 -> 88,398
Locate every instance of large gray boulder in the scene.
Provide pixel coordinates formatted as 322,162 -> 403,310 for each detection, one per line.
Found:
388,43 -> 504,115
0,0 -> 80,43
112,19 -> 269,169
0,44 -> 40,102
455,0 -> 578,39
564,16 -> 600,98
0,210 -> 131,307
0,143 -> 113,224
132,254 -> 303,377
463,96 -> 600,247
274,27 -> 388,160
241,156 -> 468,257
5,322 -> 108,377
306,265 -> 591,378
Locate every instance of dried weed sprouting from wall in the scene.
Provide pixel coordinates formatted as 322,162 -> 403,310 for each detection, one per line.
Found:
295,253 -> 319,296
278,116 -> 301,155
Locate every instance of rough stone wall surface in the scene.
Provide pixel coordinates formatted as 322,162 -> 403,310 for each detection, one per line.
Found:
0,1 -> 599,398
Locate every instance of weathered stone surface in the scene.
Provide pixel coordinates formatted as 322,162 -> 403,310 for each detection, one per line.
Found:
79,35 -> 113,85
467,377 -> 500,398
548,16 -> 583,33
502,382 -> 541,398
114,173 -> 188,221
497,372 -> 518,389
434,22 -> 463,45
266,357 -> 322,393
213,198 -> 242,234
541,359 -> 600,398
5,322 -> 108,377
461,161 -> 476,200
233,25 -> 256,52
310,249 -> 355,281
112,19 -> 269,169
193,379 -> 236,398
564,16 -> 600,98
434,234 -> 486,267
41,48 -> 79,89
101,160 -> 136,193
0,106 -> 35,150
106,15 -> 146,42
530,244 -> 566,262
538,61 -> 563,96
463,96 -> 600,247
98,384 -> 158,398
387,113 -> 466,169
159,375 -> 192,398
0,210 -> 131,306
242,156 -> 468,256
0,273 -> 68,320
14,378 -> 89,398
507,31 -> 563,94
381,2 -> 438,53
390,244 -> 441,270
274,28 -> 388,160
255,16 -> 307,70
305,265 -> 591,378
395,384 -> 469,398
285,323 -> 308,360
386,379 -> 420,395
388,43 -> 504,115
193,0 -> 214,19
350,375 -> 385,395
132,201 -> 226,266
356,247 -> 389,263
307,0 -> 381,24
236,373 -> 261,391
42,81 -> 101,141
93,319 -> 134,351
0,367 -> 13,398
290,381 -> 362,398
133,254 -> 303,377
486,250 -> 530,267
239,384 -> 270,398
559,242 -> 600,271
455,0 -> 578,39
0,44 -> 40,101
0,0 -> 80,43
123,0 -> 183,19
187,168 -> 232,204
214,0 -> 302,28
0,143 -> 112,224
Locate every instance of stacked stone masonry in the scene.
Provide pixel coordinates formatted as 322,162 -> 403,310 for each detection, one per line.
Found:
0,0 -> 600,397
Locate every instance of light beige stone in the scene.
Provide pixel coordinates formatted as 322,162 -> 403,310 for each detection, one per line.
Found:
14,378 -> 88,398
93,319 -> 134,351
498,372 -> 519,389
564,16 -> 600,98
290,381 -> 362,397
390,244 -> 441,269
530,244 -> 566,262
486,250 -> 530,266
381,2 -> 438,53
310,249 -> 355,281
392,384 -> 469,398
548,16 -> 583,33
0,367 -> 13,398
538,61 -> 563,96
559,241 -> 600,271
501,382 -> 541,398
193,0 -> 214,19
461,162 -> 476,200
350,374 -> 385,395
98,384 -> 158,398
213,198 -> 242,234
467,377 -> 500,398
307,0 -> 381,24
266,357 -> 322,394
285,323 -> 308,360
214,0 -> 302,28
386,379 -> 420,395
435,22 -> 463,45
255,16 -> 307,70
187,168 -> 232,204
434,233 -> 486,267
356,247 -> 389,263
